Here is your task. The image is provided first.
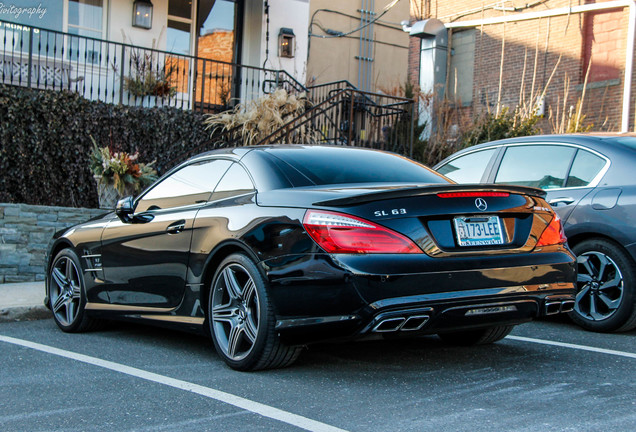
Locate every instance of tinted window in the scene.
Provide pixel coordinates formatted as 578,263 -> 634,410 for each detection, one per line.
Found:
495,145 -> 575,189
136,159 -> 232,212
268,147 -> 445,186
437,148 -> 496,183
566,149 -> 606,187
211,163 -> 255,201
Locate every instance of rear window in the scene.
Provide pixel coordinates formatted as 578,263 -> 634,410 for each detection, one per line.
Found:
267,147 -> 446,186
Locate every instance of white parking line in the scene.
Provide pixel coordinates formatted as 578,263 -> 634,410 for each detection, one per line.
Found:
508,335 -> 636,359
0,335 -> 348,432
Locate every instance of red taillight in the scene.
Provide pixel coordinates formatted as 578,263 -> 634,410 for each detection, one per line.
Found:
303,210 -> 422,254
536,213 -> 567,246
437,192 -> 510,198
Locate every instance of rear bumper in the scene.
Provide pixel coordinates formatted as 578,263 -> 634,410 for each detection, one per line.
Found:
261,248 -> 576,344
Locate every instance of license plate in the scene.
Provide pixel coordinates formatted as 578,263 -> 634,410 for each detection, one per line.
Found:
453,216 -> 504,247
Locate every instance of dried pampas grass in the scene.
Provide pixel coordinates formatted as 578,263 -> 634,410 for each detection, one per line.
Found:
204,89 -> 316,146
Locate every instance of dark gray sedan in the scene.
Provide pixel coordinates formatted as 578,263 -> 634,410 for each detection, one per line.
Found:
435,134 -> 636,332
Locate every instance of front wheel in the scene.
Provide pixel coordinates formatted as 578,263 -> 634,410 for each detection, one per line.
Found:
208,253 -> 302,371
437,325 -> 514,346
569,239 -> 636,332
48,248 -> 101,332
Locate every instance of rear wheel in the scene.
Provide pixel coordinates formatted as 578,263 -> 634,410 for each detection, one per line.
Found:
569,239 -> 636,332
208,253 -> 302,371
48,249 -> 102,332
437,325 -> 514,346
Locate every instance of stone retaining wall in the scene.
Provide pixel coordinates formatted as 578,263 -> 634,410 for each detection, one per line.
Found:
0,203 -> 105,283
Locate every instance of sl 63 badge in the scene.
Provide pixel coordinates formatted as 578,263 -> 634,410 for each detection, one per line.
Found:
374,208 -> 407,217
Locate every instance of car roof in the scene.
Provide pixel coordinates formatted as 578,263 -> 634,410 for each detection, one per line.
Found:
437,133 -> 636,164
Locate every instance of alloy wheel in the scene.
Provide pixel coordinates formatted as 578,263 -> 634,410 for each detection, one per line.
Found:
574,251 -> 624,321
211,263 -> 260,361
50,256 -> 82,327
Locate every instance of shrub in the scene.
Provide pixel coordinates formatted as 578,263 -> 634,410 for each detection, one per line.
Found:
0,85 -> 210,208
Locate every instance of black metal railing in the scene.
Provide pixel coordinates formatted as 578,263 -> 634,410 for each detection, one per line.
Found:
254,87 -> 416,156
0,19 -> 416,163
0,19 -> 305,112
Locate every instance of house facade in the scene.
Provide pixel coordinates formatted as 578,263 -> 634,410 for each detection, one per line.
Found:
408,0 -> 636,133
306,0 -> 410,93
1,0 -> 310,109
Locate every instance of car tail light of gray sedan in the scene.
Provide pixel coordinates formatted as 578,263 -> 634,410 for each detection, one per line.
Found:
46,146 -> 576,370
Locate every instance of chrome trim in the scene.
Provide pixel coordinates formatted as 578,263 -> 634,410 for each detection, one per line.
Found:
444,299 -> 536,316
81,254 -> 101,258
85,302 -> 174,313
440,142 -> 611,190
369,284 -> 575,310
138,315 -> 205,325
85,269 -> 102,272
275,314 -> 359,330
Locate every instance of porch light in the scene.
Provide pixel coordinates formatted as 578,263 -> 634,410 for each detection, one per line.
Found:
133,0 -> 153,29
278,28 -> 295,58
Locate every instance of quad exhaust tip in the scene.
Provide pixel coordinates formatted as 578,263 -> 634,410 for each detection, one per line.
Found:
371,315 -> 430,333
545,299 -> 576,315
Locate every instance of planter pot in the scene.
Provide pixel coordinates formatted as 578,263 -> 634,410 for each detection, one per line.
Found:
94,175 -> 136,210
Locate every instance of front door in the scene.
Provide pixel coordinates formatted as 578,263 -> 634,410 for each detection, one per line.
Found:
100,158 -> 232,309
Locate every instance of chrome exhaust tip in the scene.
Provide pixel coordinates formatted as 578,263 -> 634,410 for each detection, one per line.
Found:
400,315 -> 430,331
545,302 -> 561,315
560,300 -> 575,313
372,317 -> 406,333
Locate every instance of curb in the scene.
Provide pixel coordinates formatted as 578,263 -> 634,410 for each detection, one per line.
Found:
0,306 -> 51,323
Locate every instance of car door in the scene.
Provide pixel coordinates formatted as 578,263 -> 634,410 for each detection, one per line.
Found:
100,158 -> 232,309
489,144 -> 608,223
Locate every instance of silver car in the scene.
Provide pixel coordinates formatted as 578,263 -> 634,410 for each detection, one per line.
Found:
435,133 -> 636,332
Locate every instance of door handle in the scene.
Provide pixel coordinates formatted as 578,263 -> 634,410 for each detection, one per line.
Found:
548,197 -> 575,206
166,220 -> 186,234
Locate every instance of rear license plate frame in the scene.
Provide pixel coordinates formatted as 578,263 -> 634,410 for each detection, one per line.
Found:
453,215 -> 504,247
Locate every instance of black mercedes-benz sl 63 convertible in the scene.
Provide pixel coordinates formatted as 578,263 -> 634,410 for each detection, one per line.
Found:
46,145 -> 576,370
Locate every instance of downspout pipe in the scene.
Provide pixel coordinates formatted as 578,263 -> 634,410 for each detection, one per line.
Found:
445,0 -> 636,132
623,1 -> 635,132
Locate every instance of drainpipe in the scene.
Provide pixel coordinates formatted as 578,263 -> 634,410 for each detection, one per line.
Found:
624,2 -> 636,132
444,0 -> 636,132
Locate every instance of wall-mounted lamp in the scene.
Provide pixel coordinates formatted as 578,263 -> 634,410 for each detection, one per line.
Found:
278,28 -> 295,58
132,0 -> 153,29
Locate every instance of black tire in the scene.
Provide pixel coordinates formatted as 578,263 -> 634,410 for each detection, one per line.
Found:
569,239 -> 636,332
48,249 -> 102,332
208,253 -> 302,371
437,325 -> 514,346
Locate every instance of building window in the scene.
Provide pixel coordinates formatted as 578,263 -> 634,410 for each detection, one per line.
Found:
68,0 -> 104,39
448,29 -> 475,105
582,10 -> 622,83
167,0 -> 193,55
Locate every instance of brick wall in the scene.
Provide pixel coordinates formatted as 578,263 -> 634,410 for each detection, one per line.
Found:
0,204 -> 105,283
196,30 -> 235,106
409,0 -> 635,132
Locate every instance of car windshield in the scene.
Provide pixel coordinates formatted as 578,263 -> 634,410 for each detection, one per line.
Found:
266,147 -> 446,186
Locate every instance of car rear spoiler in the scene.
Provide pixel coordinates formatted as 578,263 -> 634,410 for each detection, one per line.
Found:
313,184 -> 546,207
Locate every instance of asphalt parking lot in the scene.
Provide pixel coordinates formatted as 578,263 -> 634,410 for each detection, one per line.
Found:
1,317 -> 635,432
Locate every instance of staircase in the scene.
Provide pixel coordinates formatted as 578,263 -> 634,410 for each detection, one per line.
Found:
176,79 -> 417,170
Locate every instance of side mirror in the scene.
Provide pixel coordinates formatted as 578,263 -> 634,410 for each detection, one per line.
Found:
115,196 -> 134,223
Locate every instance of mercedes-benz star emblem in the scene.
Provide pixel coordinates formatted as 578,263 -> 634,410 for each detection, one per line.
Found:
475,198 -> 488,211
